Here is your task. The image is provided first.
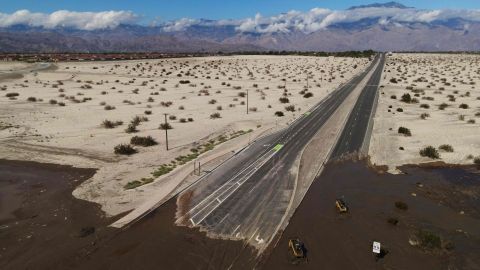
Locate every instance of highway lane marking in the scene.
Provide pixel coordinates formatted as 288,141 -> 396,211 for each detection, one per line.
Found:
232,224 -> 241,234
186,147 -> 277,214
188,149 -> 279,225
218,213 -> 229,225
273,144 -> 284,152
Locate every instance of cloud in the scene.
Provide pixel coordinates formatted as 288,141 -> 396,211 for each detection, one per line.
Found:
0,10 -> 138,30
230,6 -> 480,34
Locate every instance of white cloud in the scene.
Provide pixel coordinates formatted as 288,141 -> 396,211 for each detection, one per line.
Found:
231,6 -> 480,34
0,9 -> 138,30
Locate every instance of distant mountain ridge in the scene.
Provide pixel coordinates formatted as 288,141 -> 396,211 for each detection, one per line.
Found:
1,2 -> 479,53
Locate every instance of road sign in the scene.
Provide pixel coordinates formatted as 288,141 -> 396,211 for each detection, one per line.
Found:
372,241 -> 381,254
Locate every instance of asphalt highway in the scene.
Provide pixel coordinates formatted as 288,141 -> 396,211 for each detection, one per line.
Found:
177,54 -> 384,248
331,53 -> 385,158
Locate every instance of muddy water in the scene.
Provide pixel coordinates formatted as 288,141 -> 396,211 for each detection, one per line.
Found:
261,160 -> 480,270
76,198 -> 257,270
1,158 -> 479,270
0,159 -> 114,270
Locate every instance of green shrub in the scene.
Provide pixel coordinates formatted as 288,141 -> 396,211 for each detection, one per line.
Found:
420,113 -> 430,119
439,144 -> 454,152
439,103 -> 449,110
474,157 -> 480,165
420,146 -> 440,159
401,93 -> 412,103
114,144 -> 137,155
303,92 -> 313,98
130,136 -> 158,147
416,230 -> 442,249
398,127 -> 412,136
5,92 -> 19,97
279,97 -> 290,103
159,123 -> 173,130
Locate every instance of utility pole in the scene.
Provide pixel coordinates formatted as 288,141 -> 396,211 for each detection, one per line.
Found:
246,89 -> 249,114
164,113 -> 169,151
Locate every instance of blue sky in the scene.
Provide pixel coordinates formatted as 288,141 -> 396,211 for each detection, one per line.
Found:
1,0 -> 479,22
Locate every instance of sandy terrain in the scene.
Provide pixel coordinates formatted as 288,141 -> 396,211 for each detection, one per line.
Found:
0,55 -> 368,217
370,53 -> 480,173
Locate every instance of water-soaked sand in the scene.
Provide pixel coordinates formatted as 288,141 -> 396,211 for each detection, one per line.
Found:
261,160 -> 480,270
1,158 -> 479,269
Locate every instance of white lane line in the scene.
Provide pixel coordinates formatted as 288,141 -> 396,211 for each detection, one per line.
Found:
218,213 -> 229,225
232,224 -> 241,234
190,150 -> 278,225
186,148 -> 276,214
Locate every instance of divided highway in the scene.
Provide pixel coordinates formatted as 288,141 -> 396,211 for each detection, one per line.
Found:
177,54 -> 384,248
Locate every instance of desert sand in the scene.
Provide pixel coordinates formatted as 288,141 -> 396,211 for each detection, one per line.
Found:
0,55 -> 368,217
369,53 -> 480,173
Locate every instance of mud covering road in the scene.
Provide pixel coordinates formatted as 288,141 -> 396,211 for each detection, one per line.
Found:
261,160 -> 480,270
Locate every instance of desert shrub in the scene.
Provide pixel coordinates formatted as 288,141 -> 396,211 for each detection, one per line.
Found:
274,111 -> 284,117
130,136 -> 158,147
27,97 -> 37,102
439,103 -> 449,110
5,92 -> 19,98
474,157 -> 480,165
238,92 -> 246,97
169,115 -> 177,120
114,144 -> 137,155
459,103 -> 469,109
102,120 -> 122,128
439,144 -> 454,152
303,92 -> 313,98
285,105 -> 295,112
49,99 -> 57,105
420,104 -> 430,109
249,107 -> 257,112
279,97 -> 290,103
125,123 -> 138,133
178,105 -> 185,110
396,108 -> 403,112
159,123 -> 173,130
210,112 -> 221,119
104,105 -> 116,110
390,95 -> 397,99
144,110 -> 152,115
398,127 -> 412,136
420,113 -> 430,119
179,118 -> 187,123
188,118 -> 194,122
419,146 -> 440,159
394,201 -> 408,210
467,119 -> 476,124
208,99 -> 217,104
401,93 -> 411,103
216,105 -> 222,111
390,78 -> 398,83
416,230 -> 442,250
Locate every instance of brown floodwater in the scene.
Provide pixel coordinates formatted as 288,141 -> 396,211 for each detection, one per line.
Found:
260,160 -> 480,270
1,158 -> 479,270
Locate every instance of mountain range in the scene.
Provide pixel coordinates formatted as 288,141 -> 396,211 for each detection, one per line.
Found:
1,2 -> 479,53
